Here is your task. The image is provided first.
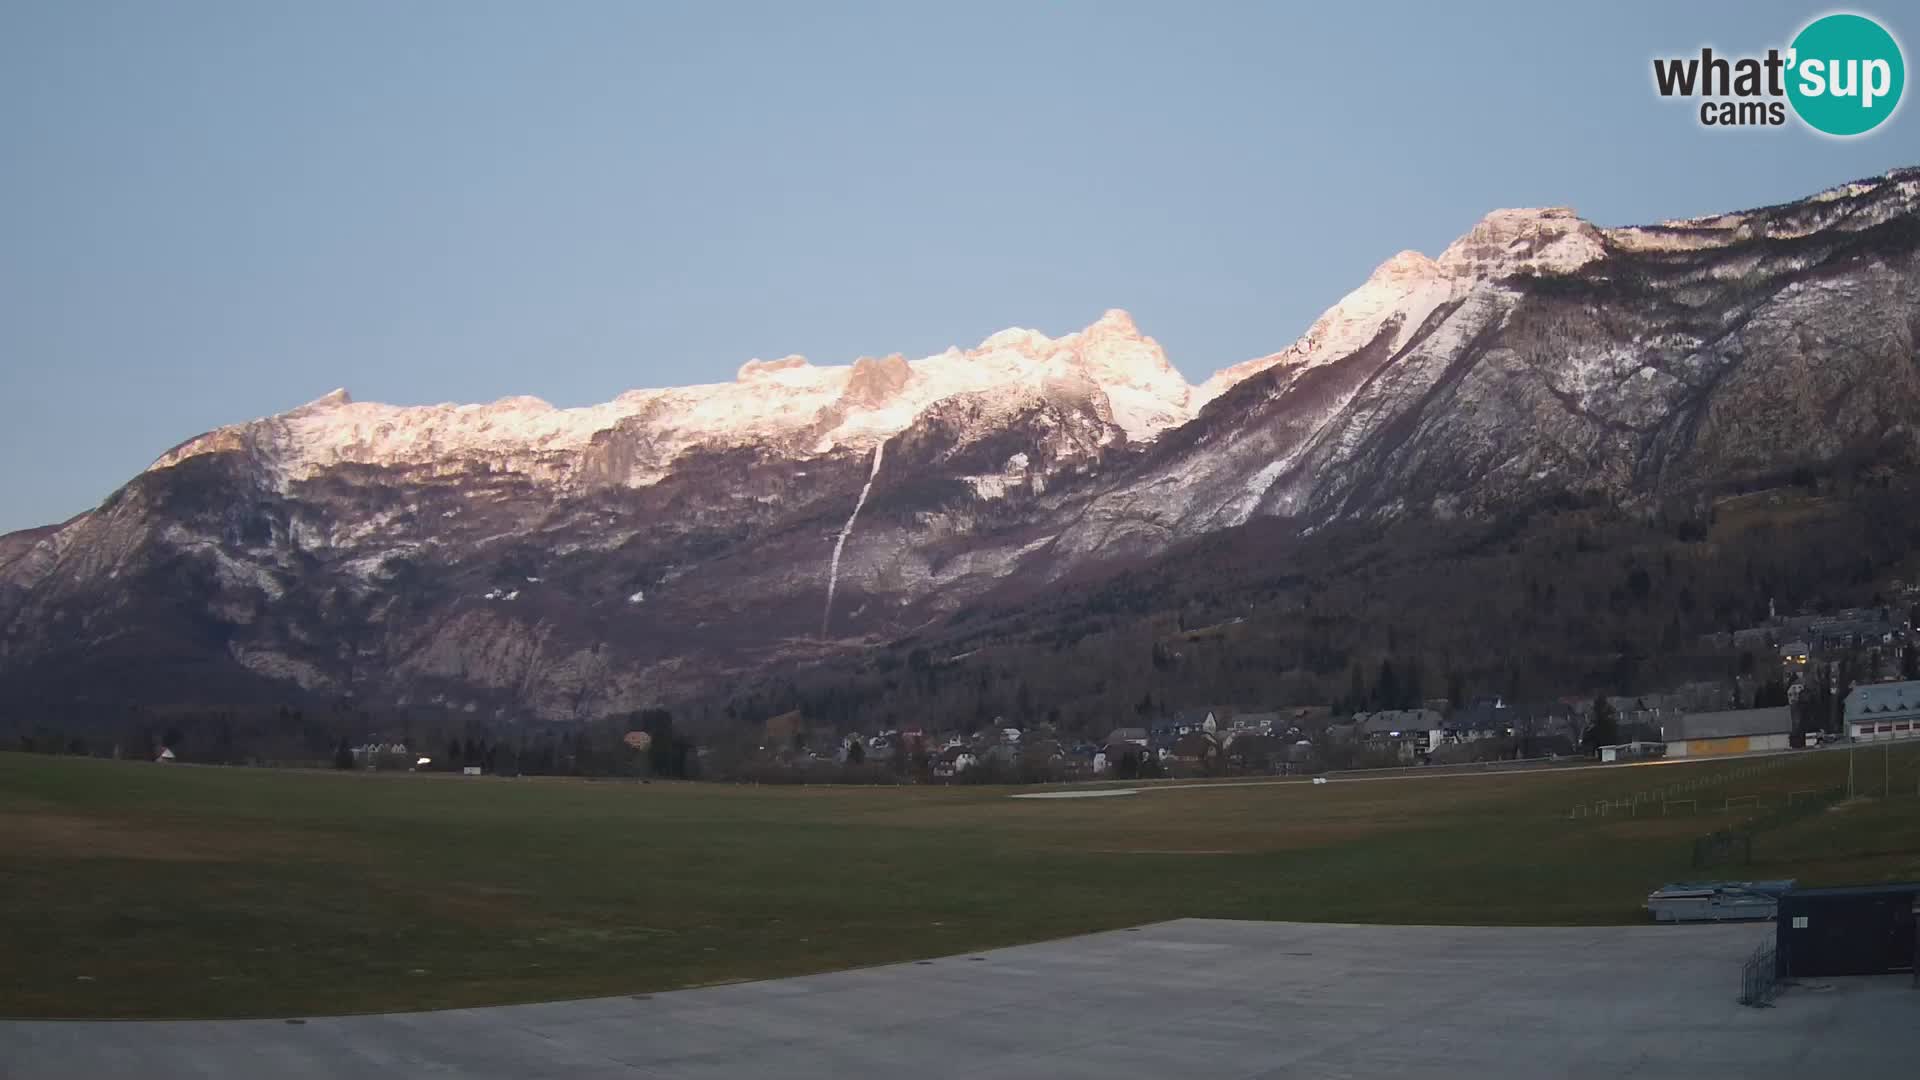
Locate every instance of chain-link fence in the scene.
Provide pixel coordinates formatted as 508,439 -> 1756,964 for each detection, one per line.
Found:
1738,942 -> 1779,1006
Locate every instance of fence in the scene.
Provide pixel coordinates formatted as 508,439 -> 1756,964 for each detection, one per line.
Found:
1567,753 -> 1795,819
1688,786 -> 1848,869
1692,829 -> 1753,869
1738,942 -> 1779,1006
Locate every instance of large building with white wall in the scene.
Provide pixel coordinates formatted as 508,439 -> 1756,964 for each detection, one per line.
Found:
1658,707 -> 1793,758
1845,680 -> 1920,742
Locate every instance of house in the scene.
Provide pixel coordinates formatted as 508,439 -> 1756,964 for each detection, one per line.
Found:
1809,609 -> 1897,650
1599,741 -> 1666,763
1605,698 -> 1678,744
1170,732 -> 1218,765
1224,733 -> 1285,769
1105,727 -> 1149,749
932,745 -> 977,778
1349,709 -> 1442,764
1670,681 -> 1745,714
1780,641 -> 1811,669
1355,709 -> 1444,747
1168,708 -> 1219,736
154,746 -> 175,763
1022,739 -> 1065,766
1659,706 -> 1793,758
1443,701 -> 1511,743
352,741 -> 413,769
1844,680 -> 1920,742
1229,711 -> 1280,735
1506,702 -> 1581,756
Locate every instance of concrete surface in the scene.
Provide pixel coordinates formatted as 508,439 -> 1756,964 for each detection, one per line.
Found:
3,919 -> 1916,1078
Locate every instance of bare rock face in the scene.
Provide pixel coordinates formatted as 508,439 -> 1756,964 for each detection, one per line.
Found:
3,169 -> 1919,721
1435,207 -> 1607,277
841,354 -> 913,409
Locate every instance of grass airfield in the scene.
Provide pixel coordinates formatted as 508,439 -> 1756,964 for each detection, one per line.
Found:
3,746 -> 1917,1018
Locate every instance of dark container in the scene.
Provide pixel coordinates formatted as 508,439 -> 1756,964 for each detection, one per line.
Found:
1775,883 -> 1920,978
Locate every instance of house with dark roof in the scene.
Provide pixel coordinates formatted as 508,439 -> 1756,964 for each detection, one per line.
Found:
1355,709 -> 1444,746
1469,702 -> 1576,757
1228,711 -> 1280,734
1150,708 -> 1219,739
1170,732 -> 1219,765
1224,732 -> 1286,770
932,745 -> 977,778
1442,701 -> 1510,741
1325,718 -> 1362,743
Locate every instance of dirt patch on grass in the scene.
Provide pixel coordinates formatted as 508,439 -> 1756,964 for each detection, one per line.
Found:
1089,849 -> 1241,856
0,811 -> 296,863
401,883 -> 544,927
1022,821 -> 1383,856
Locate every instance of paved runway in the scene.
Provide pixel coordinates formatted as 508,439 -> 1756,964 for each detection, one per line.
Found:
4,919 -> 1915,1078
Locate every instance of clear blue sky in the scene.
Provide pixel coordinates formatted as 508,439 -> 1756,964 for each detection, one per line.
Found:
1,1 -> 1913,533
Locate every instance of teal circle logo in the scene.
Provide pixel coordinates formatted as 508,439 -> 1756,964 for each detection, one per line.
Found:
1787,13 -> 1904,136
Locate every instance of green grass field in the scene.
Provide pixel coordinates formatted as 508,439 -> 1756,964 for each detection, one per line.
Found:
4,746 -> 1919,1019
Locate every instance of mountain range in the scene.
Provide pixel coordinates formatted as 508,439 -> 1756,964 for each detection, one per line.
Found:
4,168 -> 1918,730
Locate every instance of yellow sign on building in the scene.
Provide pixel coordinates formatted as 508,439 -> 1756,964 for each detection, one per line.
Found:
1685,736 -> 1753,757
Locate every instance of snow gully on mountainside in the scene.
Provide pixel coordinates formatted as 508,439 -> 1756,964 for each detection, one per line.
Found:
822,437 -> 886,637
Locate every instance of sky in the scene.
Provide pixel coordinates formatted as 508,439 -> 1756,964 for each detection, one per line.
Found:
1,1 -> 1914,533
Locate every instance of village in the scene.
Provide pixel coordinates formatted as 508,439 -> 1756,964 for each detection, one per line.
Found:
303,595 -> 1920,785
716,596 -> 1920,785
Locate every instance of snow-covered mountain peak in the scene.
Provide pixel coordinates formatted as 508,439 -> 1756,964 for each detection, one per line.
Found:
137,203 -> 1624,488
1055,309 -> 1173,373
1045,308 -> 1191,435
974,308 -> 1150,356
937,310 -> 1189,439
1195,248 -> 1455,404
147,312 -> 1206,485
1436,207 -> 1605,278
1373,250 -> 1442,280
977,326 -> 1052,353
736,354 -> 813,382
1191,212 -> 1609,405
288,388 -> 354,414
1085,307 -> 1143,336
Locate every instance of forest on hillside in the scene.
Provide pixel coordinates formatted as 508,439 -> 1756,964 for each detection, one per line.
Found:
703,463 -> 1920,743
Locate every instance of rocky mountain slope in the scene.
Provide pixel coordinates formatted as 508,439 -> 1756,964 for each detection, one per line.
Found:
4,169 -> 1917,724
